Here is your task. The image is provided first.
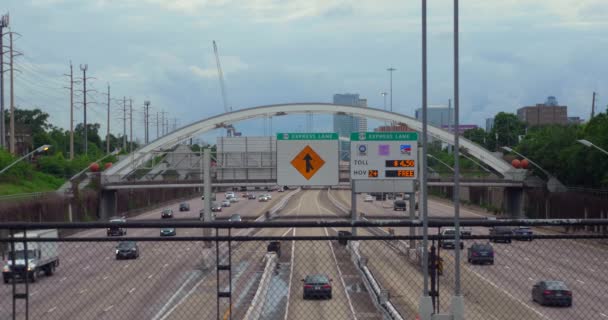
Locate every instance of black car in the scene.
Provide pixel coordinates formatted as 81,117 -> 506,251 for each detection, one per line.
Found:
229,213 -> 242,222
115,241 -> 139,260
489,227 -> 513,243
160,227 -> 176,236
107,217 -> 127,236
513,227 -> 533,241
302,274 -> 332,299
532,281 -> 572,307
161,209 -> 173,219
267,241 -> 281,257
179,203 -> 190,212
467,243 -> 494,265
393,200 -> 406,211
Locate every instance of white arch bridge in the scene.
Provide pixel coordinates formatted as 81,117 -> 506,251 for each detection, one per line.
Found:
103,103 -> 526,183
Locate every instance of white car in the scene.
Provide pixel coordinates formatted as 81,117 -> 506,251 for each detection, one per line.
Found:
258,195 -> 269,202
229,197 -> 239,203
263,193 -> 272,200
225,192 -> 235,198
221,200 -> 231,207
364,195 -> 374,202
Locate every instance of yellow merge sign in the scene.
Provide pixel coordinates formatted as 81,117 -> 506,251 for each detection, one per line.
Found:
290,145 -> 325,180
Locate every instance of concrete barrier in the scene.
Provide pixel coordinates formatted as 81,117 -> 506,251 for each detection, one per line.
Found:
242,253 -> 278,320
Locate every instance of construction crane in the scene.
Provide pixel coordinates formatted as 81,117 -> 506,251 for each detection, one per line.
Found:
213,40 -> 239,137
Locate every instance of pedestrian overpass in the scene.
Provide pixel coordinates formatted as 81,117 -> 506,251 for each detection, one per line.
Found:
103,103 -> 525,183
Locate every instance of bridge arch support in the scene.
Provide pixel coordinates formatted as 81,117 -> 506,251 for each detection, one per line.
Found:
103,103 -> 525,181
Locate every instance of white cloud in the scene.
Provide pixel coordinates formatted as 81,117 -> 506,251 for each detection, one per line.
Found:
189,55 -> 249,79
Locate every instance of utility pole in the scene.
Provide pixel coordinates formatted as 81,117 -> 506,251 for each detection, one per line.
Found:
122,96 -> 127,150
79,64 -> 88,155
387,67 -> 396,112
143,100 -> 150,144
0,13 -> 8,150
160,110 -> 166,136
591,91 -> 596,120
129,98 -> 133,153
106,84 -> 110,154
65,63 -> 75,159
156,112 -> 159,139
8,31 -> 21,154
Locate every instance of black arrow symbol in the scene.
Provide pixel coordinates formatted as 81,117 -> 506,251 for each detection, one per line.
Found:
303,153 -> 314,173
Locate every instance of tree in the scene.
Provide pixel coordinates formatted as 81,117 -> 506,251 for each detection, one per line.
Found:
463,128 -> 488,148
488,112 -> 526,151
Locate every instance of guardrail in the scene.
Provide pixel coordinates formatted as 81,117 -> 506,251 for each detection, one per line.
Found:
242,253 -> 278,320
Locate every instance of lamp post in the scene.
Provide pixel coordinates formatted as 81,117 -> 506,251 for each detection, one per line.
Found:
0,144 -> 50,175
460,152 -> 491,173
381,92 -> 387,111
501,146 -> 551,177
578,139 -> 608,156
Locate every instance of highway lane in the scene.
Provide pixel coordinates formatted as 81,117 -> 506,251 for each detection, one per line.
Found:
333,190 -> 608,320
0,190 -> 285,320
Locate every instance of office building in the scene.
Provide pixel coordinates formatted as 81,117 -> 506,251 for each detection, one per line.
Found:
568,116 -> 584,125
517,96 -> 568,126
374,124 -> 414,132
485,118 -> 494,132
441,124 -> 479,135
415,105 -> 454,127
333,93 -> 367,160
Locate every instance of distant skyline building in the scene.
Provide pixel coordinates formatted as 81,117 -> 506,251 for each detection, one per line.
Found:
441,124 -> 479,135
374,124 -> 414,132
485,118 -> 494,132
415,105 -> 454,127
333,93 -> 367,160
568,116 -> 584,125
517,96 -> 568,126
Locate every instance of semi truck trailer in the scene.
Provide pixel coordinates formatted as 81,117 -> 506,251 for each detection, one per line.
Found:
2,229 -> 60,283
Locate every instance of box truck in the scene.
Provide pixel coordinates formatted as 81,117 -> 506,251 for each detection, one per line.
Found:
2,229 -> 60,283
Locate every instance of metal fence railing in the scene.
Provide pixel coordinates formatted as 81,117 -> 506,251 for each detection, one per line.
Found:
1,219 -> 607,320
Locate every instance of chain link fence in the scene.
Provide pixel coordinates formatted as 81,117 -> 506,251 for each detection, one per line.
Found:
1,220 -> 607,320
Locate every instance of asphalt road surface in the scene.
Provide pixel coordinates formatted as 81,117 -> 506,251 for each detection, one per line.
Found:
332,190 -> 608,320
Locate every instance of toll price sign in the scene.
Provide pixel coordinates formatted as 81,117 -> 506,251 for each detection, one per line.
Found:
350,132 -> 418,180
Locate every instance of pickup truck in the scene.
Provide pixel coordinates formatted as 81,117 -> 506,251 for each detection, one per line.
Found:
3,229 -> 60,283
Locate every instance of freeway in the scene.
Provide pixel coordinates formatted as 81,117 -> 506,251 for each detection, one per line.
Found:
332,190 -> 608,320
0,189 -> 286,320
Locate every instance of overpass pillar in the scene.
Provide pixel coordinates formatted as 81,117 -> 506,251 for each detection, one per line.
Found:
99,189 -> 117,220
503,187 -> 524,218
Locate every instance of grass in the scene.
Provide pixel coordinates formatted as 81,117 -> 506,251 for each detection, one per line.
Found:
0,172 -> 65,196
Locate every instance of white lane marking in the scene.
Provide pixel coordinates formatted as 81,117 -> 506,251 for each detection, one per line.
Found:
151,271 -> 198,320
60,277 -> 67,282
82,265 -> 90,270
79,289 -> 88,294
528,277 -> 534,281
103,276 -> 109,280
504,266 -> 510,269
186,247 -> 190,251
429,200 -> 484,217
148,274 -> 154,279
524,257 -> 529,261
47,307 -> 57,313
324,227 -> 357,320
163,263 -> 169,268
105,257 -> 110,260
103,305 -> 114,312
30,290 -> 38,296
281,228 -> 293,237
588,268 -> 595,272
600,312 -> 608,318
576,279 -> 585,284
128,287 -> 136,294
123,264 -> 130,269
465,267 -> 550,319
158,272 -> 212,320
284,228 -> 296,320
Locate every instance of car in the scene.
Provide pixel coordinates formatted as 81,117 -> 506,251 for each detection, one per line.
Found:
247,193 -> 257,200
263,193 -> 272,200
160,227 -> 176,236
467,243 -> 494,265
179,202 -> 190,211
489,226 -> 513,243
115,241 -> 139,260
242,192 -> 249,197
440,228 -> 464,250
393,200 -> 407,211
201,194 -> 217,201
403,194 -> 419,210
211,203 -> 222,212
229,213 -> 242,222
513,226 -> 533,241
302,274 -> 332,299
277,187 -> 285,192
532,281 -> 572,307
221,200 -> 231,207
267,241 -> 281,257
229,197 -> 239,203
258,195 -> 269,202
364,195 -> 374,202
107,217 -> 127,236
161,209 -> 173,219
225,191 -> 235,198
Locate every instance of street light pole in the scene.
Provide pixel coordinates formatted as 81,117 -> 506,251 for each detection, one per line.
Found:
387,67 -> 396,113
578,139 -> 608,156
381,92 -> 387,111
0,144 -> 50,175
428,154 -> 455,172
501,146 -> 551,177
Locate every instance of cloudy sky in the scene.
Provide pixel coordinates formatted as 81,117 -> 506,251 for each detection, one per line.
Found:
2,0 -> 608,142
